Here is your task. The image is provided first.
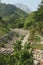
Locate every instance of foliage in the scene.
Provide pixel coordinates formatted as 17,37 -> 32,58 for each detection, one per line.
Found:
0,3 -> 28,29
32,44 -> 43,50
0,3 -> 28,37
24,12 -> 35,29
34,0 -> 43,35
0,16 -> 9,37
0,40 -> 34,65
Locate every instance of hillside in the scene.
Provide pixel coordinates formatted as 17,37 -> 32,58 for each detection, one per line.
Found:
0,3 -> 28,37
0,3 -> 28,26
15,3 -> 30,13
0,1 -> 43,65
0,3 -> 28,17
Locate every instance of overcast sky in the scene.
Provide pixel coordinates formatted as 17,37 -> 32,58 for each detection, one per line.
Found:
1,0 -> 41,11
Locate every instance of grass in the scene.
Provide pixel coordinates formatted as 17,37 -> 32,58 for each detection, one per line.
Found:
32,44 -> 43,50
0,27 -> 9,37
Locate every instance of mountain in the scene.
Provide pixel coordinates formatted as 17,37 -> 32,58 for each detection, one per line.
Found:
15,3 -> 30,13
0,3 -> 28,29
0,3 -> 28,17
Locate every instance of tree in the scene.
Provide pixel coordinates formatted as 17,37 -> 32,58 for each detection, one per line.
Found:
35,0 -> 43,21
34,0 -> 43,35
0,16 -> 2,21
24,12 -> 35,29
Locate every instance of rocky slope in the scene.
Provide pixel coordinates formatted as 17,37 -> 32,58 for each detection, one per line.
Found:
15,3 -> 30,13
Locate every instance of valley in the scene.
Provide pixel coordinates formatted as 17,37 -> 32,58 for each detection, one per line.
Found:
0,0 -> 43,65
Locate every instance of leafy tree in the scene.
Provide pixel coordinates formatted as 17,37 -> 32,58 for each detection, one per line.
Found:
35,0 -> 43,21
34,0 -> 43,35
0,16 -> 2,21
24,12 -> 35,29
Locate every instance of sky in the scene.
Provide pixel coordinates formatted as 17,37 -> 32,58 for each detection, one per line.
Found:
1,0 -> 41,11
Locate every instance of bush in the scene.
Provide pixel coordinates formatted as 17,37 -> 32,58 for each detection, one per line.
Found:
0,40 -> 34,65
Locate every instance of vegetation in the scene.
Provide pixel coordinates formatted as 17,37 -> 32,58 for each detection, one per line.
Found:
0,3 -> 28,37
0,0 -> 43,65
24,12 -> 35,29
0,41 -> 34,65
0,16 -> 9,37
24,0 -> 43,45
34,0 -> 43,35
0,31 -> 19,47
32,44 -> 43,50
0,3 -> 28,29
23,0 -> 43,36
0,0 -> 43,36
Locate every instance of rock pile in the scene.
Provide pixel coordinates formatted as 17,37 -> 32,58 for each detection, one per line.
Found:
33,49 -> 43,65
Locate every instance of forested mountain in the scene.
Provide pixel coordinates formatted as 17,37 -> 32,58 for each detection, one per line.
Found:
0,3 -> 28,29
0,1 -> 43,65
0,1 -> 43,36
0,3 -> 28,37
0,3 -> 28,17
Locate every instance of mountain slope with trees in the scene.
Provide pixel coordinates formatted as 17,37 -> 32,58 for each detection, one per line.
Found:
24,0 -> 43,36
0,3 -> 28,28
0,0 -> 43,65
0,3 -> 28,37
